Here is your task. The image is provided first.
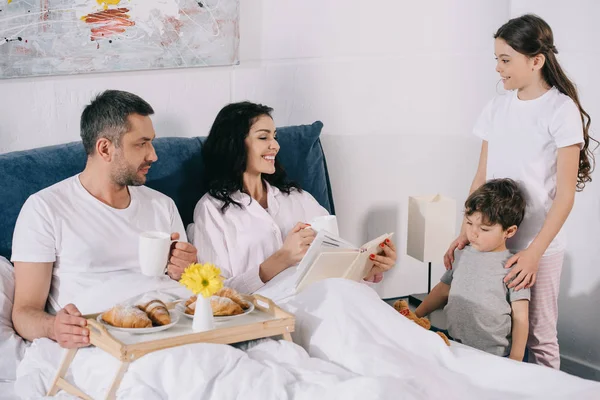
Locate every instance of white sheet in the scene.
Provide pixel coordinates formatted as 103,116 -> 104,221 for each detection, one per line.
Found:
0,382 -> 17,400
274,279 -> 600,399
15,275 -> 600,400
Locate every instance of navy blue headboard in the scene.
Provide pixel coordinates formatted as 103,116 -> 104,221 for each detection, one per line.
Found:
0,121 -> 334,260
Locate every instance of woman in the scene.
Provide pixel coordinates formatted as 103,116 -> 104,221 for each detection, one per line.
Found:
188,101 -> 397,294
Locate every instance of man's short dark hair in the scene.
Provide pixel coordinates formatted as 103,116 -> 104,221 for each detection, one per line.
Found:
80,90 -> 154,155
465,178 -> 526,230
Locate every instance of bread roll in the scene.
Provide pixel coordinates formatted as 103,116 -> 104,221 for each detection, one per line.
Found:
102,305 -> 152,328
184,295 -> 244,316
139,299 -> 171,326
211,296 -> 244,316
215,287 -> 249,310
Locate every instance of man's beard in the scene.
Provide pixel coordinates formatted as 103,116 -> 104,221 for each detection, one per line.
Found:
112,160 -> 150,187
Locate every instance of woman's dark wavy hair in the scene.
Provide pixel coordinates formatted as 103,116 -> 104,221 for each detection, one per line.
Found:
495,14 -> 598,191
202,101 -> 301,213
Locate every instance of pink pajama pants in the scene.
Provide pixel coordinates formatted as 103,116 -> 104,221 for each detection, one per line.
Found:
527,250 -> 564,369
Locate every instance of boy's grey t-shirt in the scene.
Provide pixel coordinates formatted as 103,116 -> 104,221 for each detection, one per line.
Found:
441,246 -> 530,357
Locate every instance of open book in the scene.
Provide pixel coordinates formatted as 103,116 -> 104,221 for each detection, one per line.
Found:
293,231 -> 394,293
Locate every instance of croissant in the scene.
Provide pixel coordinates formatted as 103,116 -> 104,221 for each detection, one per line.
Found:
139,299 -> 171,326
185,296 -> 197,307
215,287 -> 249,310
211,296 -> 244,316
102,305 -> 152,328
184,295 -> 244,316
184,296 -> 197,315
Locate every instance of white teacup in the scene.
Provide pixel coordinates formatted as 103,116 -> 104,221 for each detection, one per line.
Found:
309,215 -> 339,236
139,231 -> 176,277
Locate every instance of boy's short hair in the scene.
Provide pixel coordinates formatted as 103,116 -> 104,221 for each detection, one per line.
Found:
465,178 -> 526,230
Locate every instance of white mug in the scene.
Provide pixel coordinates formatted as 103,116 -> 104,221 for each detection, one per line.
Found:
309,215 -> 339,236
139,231 -> 176,277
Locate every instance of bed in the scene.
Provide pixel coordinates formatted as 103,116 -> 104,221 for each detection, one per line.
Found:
1,123 -> 598,399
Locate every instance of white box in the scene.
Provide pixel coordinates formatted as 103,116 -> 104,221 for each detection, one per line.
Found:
406,195 -> 457,263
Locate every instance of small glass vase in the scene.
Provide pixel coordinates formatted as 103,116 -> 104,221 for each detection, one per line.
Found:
192,295 -> 214,332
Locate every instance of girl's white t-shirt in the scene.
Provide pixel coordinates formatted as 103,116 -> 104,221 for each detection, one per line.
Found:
473,87 -> 584,254
11,175 -> 187,313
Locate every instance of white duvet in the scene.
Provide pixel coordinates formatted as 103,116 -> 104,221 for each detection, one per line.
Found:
15,273 -> 600,400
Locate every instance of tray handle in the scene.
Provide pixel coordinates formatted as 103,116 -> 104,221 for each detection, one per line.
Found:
252,294 -> 276,316
87,318 -> 123,355
87,318 -> 109,336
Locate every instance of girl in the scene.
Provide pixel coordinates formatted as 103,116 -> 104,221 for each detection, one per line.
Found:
444,14 -> 597,369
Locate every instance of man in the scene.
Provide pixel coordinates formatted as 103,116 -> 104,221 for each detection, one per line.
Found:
11,90 -> 197,349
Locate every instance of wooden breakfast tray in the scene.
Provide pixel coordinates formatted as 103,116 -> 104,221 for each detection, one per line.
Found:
47,294 -> 295,400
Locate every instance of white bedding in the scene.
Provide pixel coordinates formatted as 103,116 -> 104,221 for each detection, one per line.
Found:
14,273 -> 600,400
0,382 -> 17,400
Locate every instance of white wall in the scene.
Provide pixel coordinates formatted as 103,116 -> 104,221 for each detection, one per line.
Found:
234,0 -> 509,301
8,0 -> 598,381
510,0 -> 600,381
0,0 -> 508,296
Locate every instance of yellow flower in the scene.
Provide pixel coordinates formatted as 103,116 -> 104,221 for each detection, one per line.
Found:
180,263 -> 223,298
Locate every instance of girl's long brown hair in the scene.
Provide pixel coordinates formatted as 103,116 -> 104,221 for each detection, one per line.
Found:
495,14 -> 598,191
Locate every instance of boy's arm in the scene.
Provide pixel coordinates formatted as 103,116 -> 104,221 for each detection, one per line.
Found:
509,299 -> 529,361
415,282 -> 450,318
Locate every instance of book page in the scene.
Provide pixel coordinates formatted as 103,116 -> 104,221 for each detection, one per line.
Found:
319,231 -> 357,249
295,251 -> 359,292
293,231 -> 395,291
345,233 -> 394,282
360,233 -> 393,253
293,230 -> 357,288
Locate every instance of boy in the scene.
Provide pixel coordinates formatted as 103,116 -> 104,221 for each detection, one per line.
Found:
416,178 -> 530,361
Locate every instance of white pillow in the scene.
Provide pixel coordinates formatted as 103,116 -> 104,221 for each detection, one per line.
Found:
0,256 -> 27,381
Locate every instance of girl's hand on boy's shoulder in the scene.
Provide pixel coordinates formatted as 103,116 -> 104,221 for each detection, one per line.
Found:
504,248 -> 542,291
443,235 -> 469,270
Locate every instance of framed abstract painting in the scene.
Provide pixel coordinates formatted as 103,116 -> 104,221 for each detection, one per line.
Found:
0,0 -> 240,78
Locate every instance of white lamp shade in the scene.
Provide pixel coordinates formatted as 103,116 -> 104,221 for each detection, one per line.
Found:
406,194 -> 457,263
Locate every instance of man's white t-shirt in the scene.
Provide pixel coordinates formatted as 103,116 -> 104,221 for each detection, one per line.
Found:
473,87 -> 584,254
11,175 -> 187,313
